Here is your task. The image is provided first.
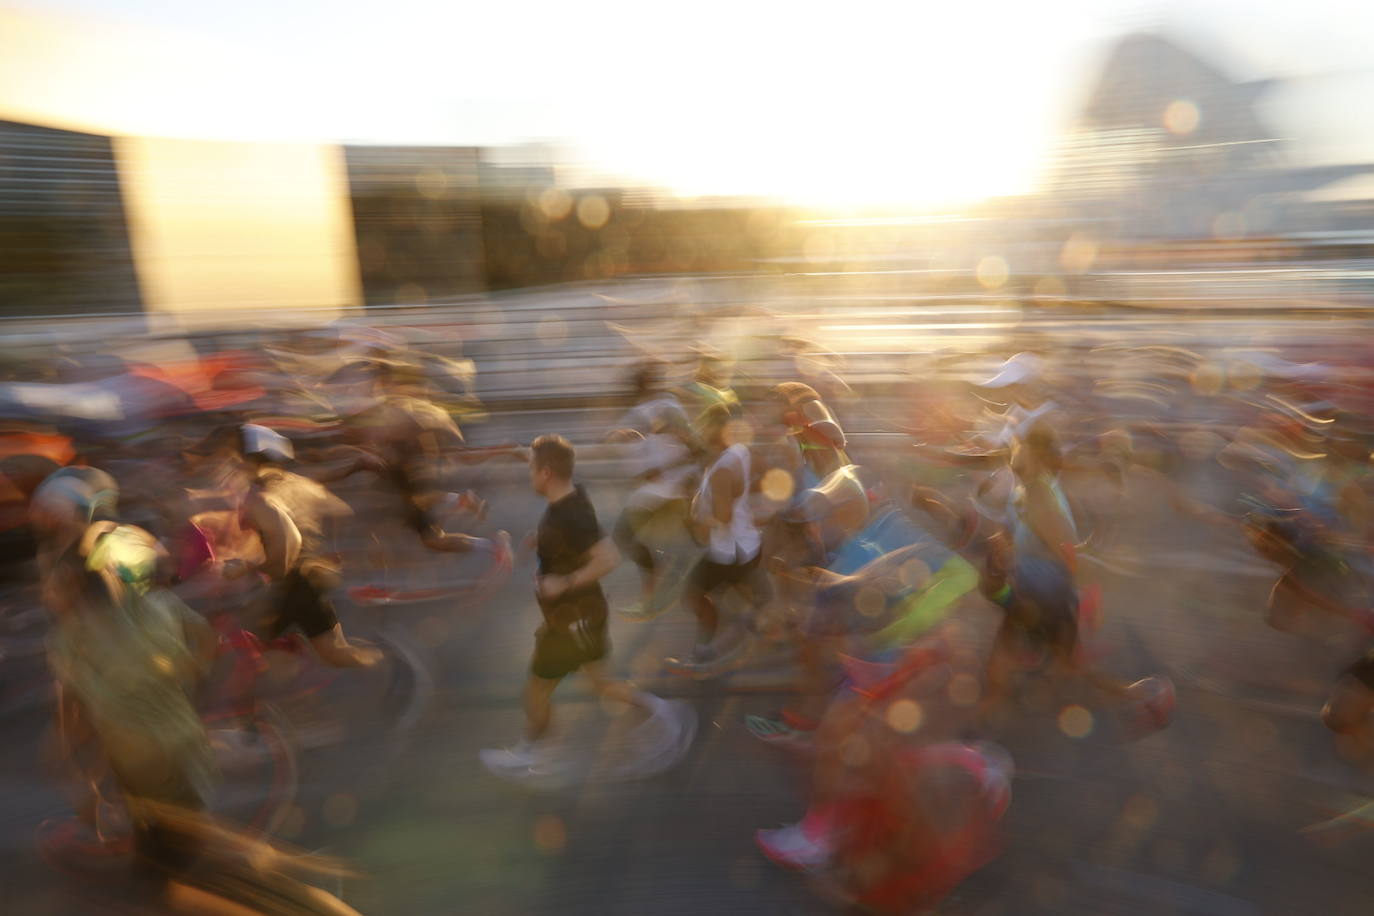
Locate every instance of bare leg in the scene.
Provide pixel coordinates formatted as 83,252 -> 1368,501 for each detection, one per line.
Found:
1265,575 -> 1308,634
420,527 -> 487,554
613,505 -> 659,602
168,879 -> 364,916
685,582 -> 720,648
167,883 -> 265,916
309,624 -> 382,668
1323,675 -> 1374,762
524,673 -> 562,742
582,660 -> 657,716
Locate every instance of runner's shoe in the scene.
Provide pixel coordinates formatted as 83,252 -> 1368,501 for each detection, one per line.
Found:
480,738 -> 549,773
613,697 -> 698,778
744,714 -> 816,753
756,822 -> 834,871
1121,675 -> 1176,739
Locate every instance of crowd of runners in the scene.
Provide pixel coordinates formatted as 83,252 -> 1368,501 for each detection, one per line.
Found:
3,317 -> 1374,913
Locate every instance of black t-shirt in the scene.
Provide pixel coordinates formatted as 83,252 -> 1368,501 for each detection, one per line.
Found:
536,484 -> 608,628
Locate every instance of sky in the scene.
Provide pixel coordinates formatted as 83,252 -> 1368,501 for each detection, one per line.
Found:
3,0 -> 1373,208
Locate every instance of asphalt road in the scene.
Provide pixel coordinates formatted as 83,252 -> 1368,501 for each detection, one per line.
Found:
4,452 -> 1374,915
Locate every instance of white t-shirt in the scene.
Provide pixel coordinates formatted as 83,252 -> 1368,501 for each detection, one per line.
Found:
622,395 -> 694,500
696,444 -> 761,564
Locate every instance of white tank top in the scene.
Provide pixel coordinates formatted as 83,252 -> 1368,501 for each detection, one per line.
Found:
698,443 -> 761,564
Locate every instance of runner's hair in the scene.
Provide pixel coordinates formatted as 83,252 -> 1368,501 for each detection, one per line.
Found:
530,434 -> 575,480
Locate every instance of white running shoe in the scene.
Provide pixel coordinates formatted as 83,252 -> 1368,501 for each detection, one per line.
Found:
480,739 -> 542,772
615,698 -> 697,778
755,822 -> 834,871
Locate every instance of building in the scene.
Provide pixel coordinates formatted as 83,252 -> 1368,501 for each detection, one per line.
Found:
0,120 -> 142,318
344,145 -> 486,307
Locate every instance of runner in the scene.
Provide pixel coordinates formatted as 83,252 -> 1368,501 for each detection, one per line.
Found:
32,454 -> 367,915
769,381 -> 849,486
978,419 -> 1173,733
679,352 -> 741,442
31,466 -> 217,872
481,435 -> 686,774
330,359 -> 509,558
680,404 -> 770,665
756,643 -> 1012,913
606,360 -> 697,616
230,425 -> 380,668
746,464 -> 978,743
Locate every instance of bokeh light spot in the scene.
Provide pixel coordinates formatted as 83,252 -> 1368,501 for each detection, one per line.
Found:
885,698 -> 924,734
976,256 -> 1008,289
898,558 -> 930,589
1058,704 -> 1094,738
1179,429 -> 1222,461
1189,362 -> 1225,396
855,586 -> 886,617
760,467 -> 795,503
1163,99 -> 1200,136
576,195 -> 610,230
1059,234 -> 1098,274
840,733 -> 871,767
539,188 -> 573,221
722,418 -> 754,447
1121,794 -> 1158,832
1201,842 -> 1241,884
1226,360 -> 1261,392
533,814 -> 567,854
414,168 -> 448,199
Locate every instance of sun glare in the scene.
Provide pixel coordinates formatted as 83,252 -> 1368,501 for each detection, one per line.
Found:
0,3 -> 1055,210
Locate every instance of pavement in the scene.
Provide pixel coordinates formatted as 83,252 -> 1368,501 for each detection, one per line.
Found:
5,448 -> 1374,915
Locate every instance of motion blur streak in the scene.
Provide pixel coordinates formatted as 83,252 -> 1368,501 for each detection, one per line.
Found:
2,6 -> 1374,916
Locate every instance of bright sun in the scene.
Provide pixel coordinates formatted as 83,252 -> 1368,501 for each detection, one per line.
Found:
0,3 -> 1054,211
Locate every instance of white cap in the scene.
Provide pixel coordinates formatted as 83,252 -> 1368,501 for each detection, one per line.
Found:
980,352 -> 1044,389
241,424 -> 295,463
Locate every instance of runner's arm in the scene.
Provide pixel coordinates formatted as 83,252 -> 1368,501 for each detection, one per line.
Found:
711,463 -> 739,525
298,444 -> 386,483
688,462 -> 737,543
243,494 -> 301,579
1022,478 -> 1078,569
539,537 -> 620,599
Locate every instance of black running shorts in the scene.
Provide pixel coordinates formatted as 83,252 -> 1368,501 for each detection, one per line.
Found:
530,619 -> 609,681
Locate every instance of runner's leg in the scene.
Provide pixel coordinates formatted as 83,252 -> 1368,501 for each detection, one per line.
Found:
613,502 -> 659,602
685,559 -> 722,655
582,660 -> 658,716
1323,671 -> 1374,761
524,673 -> 562,742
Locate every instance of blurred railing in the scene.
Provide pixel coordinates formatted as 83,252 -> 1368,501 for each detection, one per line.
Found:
2,272 -> 1373,449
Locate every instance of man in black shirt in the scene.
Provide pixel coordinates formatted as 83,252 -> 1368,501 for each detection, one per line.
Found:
482,435 -> 673,772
